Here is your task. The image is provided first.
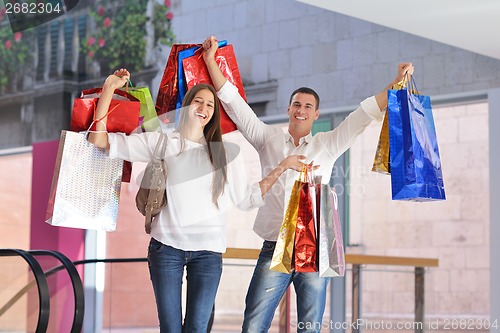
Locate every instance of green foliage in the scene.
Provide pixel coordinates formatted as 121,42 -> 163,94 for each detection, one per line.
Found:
0,1 -> 34,91
153,1 -> 175,47
81,0 -> 176,73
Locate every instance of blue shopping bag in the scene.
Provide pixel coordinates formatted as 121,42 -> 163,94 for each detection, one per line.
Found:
173,40 -> 228,126
176,46 -> 198,112
176,40 -> 228,109
387,80 -> 446,201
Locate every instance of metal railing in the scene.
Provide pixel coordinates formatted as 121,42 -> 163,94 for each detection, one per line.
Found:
1,248 -> 437,333
0,249 -> 85,333
347,254 -> 439,333
29,250 -> 85,333
0,249 -> 50,333
223,249 -> 439,333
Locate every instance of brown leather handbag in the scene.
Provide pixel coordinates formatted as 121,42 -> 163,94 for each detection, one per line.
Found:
135,133 -> 168,234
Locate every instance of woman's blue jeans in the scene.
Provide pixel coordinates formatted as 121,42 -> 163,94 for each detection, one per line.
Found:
148,238 -> 222,333
242,241 -> 329,333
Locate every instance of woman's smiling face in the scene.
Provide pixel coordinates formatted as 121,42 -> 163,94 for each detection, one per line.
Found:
188,88 -> 215,127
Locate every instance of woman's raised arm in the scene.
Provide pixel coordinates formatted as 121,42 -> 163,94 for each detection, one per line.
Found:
87,68 -> 130,149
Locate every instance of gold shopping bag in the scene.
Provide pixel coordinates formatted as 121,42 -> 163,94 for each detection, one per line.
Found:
371,112 -> 390,174
371,80 -> 409,175
270,167 -> 307,273
269,181 -> 300,273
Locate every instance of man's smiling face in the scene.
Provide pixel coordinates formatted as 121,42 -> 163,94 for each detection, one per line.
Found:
287,92 -> 319,132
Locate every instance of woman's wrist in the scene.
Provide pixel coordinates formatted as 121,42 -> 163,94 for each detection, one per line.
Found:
204,56 -> 217,66
102,80 -> 118,92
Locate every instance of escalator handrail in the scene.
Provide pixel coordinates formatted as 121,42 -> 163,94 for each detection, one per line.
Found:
0,248 -> 50,333
73,257 -> 147,265
29,250 -> 85,333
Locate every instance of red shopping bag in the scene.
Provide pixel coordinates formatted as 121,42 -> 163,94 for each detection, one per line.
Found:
70,88 -> 141,134
182,44 -> 246,134
70,88 -> 140,182
293,168 -> 317,273
155,44 -> 198,116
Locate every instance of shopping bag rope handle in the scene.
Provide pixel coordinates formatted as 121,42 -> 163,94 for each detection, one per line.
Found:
299,164 -> 315,184
125,78 -> 133,92
84,77 -> 132,133
410,75 -> 420,95
298,164 -> 307,182
86,101 -> 121,133
403,73 -> 420,95
193,39 -> 228,59
330,188 -> 339,210
392,73 -> 419,95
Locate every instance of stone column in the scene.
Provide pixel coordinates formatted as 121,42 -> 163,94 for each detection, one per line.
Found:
144,0 -> 155,68
489,88 -> 500,333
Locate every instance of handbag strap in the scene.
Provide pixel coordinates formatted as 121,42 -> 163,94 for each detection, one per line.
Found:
144,133 -> 168,233
152,133 -> 168,162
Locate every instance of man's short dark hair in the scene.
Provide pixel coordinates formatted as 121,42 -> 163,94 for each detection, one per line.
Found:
288,87 -> 320,110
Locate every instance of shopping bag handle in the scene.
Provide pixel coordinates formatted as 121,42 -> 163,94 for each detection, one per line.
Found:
193,39 -> 228,58
298,164 -> 314,184
298,164 -> 307,182
393,73 -> 420,95
89,77 -> 131,129
330,188 -> 339,210
403,73 -> 420,95
86,102 -> 121,133
125,78 -> 133,92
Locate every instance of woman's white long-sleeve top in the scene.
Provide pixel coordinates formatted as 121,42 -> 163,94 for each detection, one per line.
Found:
107,131 -> 264,253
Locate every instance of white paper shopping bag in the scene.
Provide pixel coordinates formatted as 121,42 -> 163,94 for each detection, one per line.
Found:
46,131 -> 123,231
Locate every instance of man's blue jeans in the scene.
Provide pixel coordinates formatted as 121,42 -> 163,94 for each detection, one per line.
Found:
242,241 -> 329,333
147,238 -> 222,333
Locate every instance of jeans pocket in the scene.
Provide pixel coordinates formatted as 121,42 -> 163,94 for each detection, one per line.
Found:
207,250 -> 222,258
206,251 -> 223,272
148,238 -> 164,257
260,241 -> 276,258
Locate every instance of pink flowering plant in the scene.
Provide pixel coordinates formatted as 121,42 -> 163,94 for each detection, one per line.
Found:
81,0 -> 175,73
0,4 -> 34,91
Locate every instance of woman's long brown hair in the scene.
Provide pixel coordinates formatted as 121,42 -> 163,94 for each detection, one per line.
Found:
176,84 -> 227,209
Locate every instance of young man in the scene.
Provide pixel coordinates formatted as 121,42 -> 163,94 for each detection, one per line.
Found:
202,36 -> 414,332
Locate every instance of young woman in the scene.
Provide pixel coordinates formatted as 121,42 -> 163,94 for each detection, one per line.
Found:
88,69 -> 309,333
